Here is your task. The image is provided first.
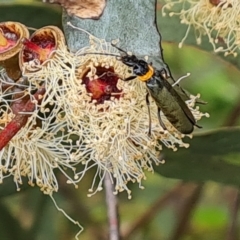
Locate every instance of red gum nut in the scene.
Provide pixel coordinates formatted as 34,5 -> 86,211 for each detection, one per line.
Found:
0,22 -> 29,80
0,87 -> 46,151
209,0 -> 230,6
23,39 -> 53,63
0,22 -> 29,60
19,26 -> 65,70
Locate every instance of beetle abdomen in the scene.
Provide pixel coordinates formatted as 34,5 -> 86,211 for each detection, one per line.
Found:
146,74 -> 195,134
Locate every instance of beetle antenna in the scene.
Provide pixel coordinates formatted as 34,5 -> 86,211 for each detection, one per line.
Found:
77,52 -> 120,58
172,73 -> 190,87
111,42 -> 129,55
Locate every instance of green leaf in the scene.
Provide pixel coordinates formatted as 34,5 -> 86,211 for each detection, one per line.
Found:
192,206 -> 227,228
25,190 -> 58,240
155,127 -> 240,186
0,3 -> 61,28
0,201 -> 27,240
0,177 -> 29,197
161,42 -> 240,128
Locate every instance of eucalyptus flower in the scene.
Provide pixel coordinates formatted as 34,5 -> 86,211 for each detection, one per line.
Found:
0,70 -> 79,194
0,25 -> 208,198
162,0 -> 240,56
53,25 -> 208,198
0,27 -> 80,194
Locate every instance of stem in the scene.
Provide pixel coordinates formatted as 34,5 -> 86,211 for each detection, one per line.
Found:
223,97 -> 240,126
122,182 -> 186,239
170,184 -> 203,240
104,173 -> 120,240
0,87 -> 45,150
226,188 -> 239,240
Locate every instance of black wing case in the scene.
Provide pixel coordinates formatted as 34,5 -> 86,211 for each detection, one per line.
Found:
146,72 -> 196,134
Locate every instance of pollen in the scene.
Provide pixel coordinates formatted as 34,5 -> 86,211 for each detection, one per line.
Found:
22,33 -> 55,64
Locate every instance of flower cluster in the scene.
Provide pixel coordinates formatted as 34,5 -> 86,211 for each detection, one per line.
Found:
162,0 -> 240,56
0,22 -> 208,198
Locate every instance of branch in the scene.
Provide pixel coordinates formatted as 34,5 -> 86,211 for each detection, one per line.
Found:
0,87 -> 45,150
104,174 -> 120,240
170,183 -> 203,240
123,182 -> 189,239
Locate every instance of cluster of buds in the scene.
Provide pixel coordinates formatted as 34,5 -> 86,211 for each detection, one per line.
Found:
0,21 -> 208,198
162,0 -> 240,56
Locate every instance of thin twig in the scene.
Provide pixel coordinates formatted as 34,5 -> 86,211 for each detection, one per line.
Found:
104,173 -> 120,240
169,183 -> 203,240
123,182 -> 189,239
223,97 -> 240,126
0,87 -> 46,150
226,188 -> 239,240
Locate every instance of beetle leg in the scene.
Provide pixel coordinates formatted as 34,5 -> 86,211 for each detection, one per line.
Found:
123,75 -> 137,81
146,92 -> 152,136
157,107 -> 167,131
195,123 -> 202,129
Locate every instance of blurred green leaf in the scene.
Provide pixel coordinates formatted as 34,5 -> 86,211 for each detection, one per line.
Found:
0,201 -> 27,240
0,177 -> 29,197
162,42 -> 240,128
156,127 -> 240,186
0,3 -> 61,28
31,195 -> 59,240
192,206 -> 227,228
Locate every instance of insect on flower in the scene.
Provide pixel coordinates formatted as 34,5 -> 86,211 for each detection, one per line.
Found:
98,44 -> 202,135
61,22 -> 209,199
